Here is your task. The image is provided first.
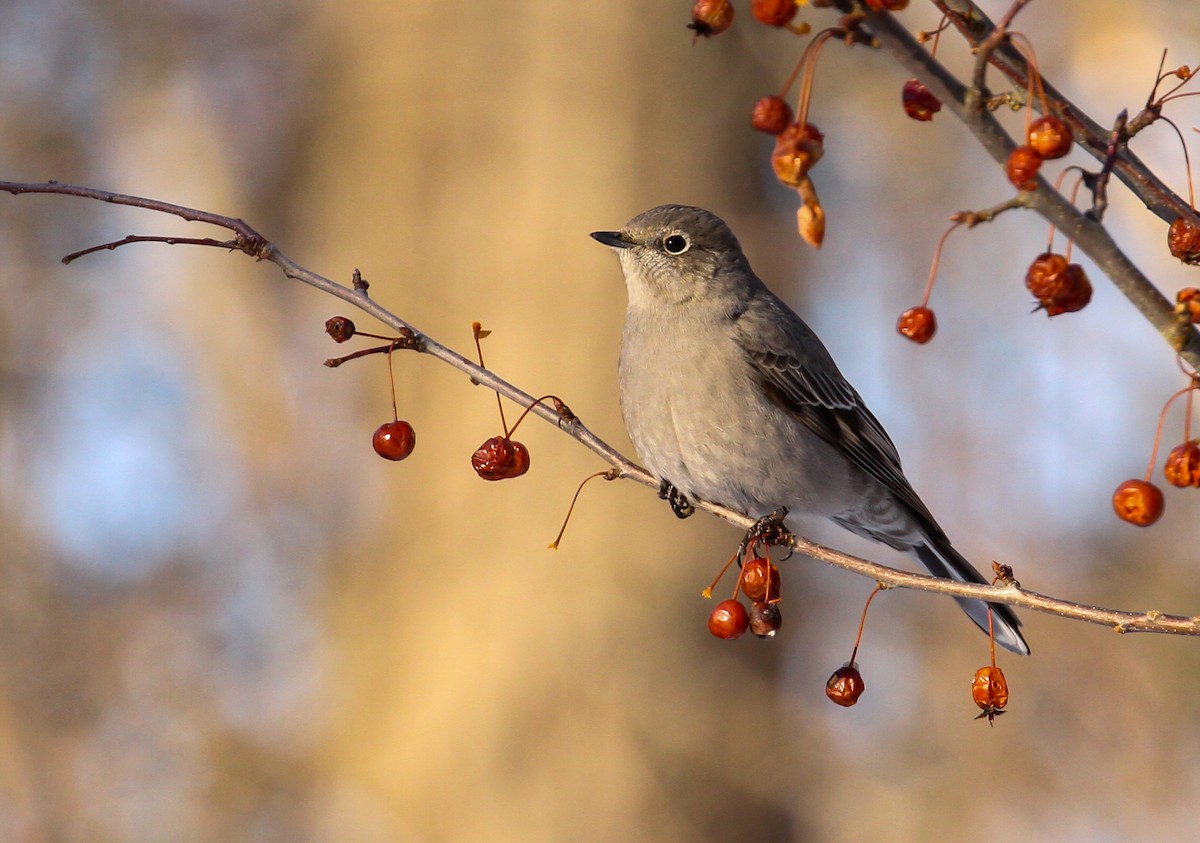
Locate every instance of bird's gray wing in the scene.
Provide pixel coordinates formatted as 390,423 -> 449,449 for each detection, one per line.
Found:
733,296 -> 940,529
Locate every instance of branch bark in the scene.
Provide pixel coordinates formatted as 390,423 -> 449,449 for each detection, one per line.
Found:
3,179 -> 1197,640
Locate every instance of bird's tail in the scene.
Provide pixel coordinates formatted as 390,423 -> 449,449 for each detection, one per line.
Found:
912,537 -> 1030,656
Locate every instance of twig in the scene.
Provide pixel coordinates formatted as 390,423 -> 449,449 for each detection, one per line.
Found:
1,179 -> 1197,638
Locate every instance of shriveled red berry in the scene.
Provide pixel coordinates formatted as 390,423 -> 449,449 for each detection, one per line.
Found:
897,306 -> 936,343
971,665 -> 1009,723
751,95 -> 794,135
901,78 -> 941,121
825,663 -> 865,707
739,557 -> 780,602
1112,478 -> 1165,526
749,601 -> 782,638
688,0 -> 734,38
471,436 -> 531,480
1025,252 -> 1092,316
1028,115 -> 1073,160
1177,288 -> 1200,323
1168,216 -> 1200,265
866,0 -> 909,9
325,315 -> 357,343
1164,440 -> 1200,488
750,0 -> 797,27
373,420 -> 416,461
708,599 -> 750,639
771,122 -> 824,188
1006,144 -> 1043,190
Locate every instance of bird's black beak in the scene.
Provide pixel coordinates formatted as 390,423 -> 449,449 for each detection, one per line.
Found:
590,230 -> 632,249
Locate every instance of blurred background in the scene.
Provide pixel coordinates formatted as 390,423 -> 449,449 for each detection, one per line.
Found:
1,1 -> 1199,840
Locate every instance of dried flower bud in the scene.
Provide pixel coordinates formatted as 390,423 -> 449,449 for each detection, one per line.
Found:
1177,287 -> 1200,323
325,315 -> 357,343
688,0 -> 734,38
901,78 -> 941,121
1006,145 -> 1043,190
897,306 -> 937,343
971,665 -> 1009,723
825,663 -> 865,707
750,0 -> 797,27
1168,216 -> 1200,265
771,122 -> 824,188
751,95 -> 794,135
1164,440 -> 1200,488
1025,252 -> 1092,316
1028,115 -> 1073,160
1112,478 -> 1165,526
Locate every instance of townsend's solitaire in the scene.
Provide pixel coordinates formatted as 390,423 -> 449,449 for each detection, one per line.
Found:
592,205 -> 1028,655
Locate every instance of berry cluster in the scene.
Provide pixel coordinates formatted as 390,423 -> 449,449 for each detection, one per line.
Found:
704,538 -> 784,640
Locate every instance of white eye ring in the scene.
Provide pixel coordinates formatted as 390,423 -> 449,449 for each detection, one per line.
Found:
662,233 -> 690,255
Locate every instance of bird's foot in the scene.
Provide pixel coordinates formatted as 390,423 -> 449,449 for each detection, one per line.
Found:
657,479 -> 695,519
738,506 -> 793,560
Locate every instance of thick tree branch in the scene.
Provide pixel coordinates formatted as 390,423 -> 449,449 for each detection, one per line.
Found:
2,179 -> 1197,639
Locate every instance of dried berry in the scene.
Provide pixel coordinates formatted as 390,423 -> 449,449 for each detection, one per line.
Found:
865,0 -> 909,9
750,0 -> 797,27
373,420 -> 416,461
739,557 -> 780,603
901,78 -> 941,121
796,199 -> 825,250
771,122 -> 824,188
688,0 -> 734,38
325,315 -> 357,343
1112,478 -> 1165,526
471,436 -> 530,480
708,599 -> 750,639
1025,252 -> 1092,316
1028,115 -> 1073,160
1177,288 -> 1200,323
1164,440 -> 1200,488
749,601 -> 782,638
1006,144 -> 1043,190
825,663 -> 865,707
1168,216 -> 1200,265
751,95 -> 794,135
897,306 -> 937,343
971,665 -> 1009,723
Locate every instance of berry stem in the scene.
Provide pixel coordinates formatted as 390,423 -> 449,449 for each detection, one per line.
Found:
848,585 -> 883,665
386,346 -> 399,422
795,28 -> 839,127
1159,116 -> 1196,210
507,394 -> 572,438
921,220 -> 963,308
548,469 -> 618,550
986,604 -> 997,670
702,548 -> 741,600
473,322 -> 509,437
1145,385 -> 1196,481
1009,35 -> 1047,132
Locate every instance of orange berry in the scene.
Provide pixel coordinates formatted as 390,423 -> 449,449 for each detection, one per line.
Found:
1177,288 -> 1200,323
373,420 -> 416,461
971,665 -> 1009,722
901,78 -> 941,121
739,557 -> 780,602
708,599 -> 750,639
897,306 -> 937,343
1006,144 -> 1043,190
1164,440 -> 1200,488
1168,217 -> 1200,265
1025,252 -> 1092,316
688,0 -> 734,38
751,95 -> 794,135
750,0 -> 797,27
825,663 -> 865,707
1112,479 -> 1165,526
1027,116 -> 1073,160
771,122 -> 824,188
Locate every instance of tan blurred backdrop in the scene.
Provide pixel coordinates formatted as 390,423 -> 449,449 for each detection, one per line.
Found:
2,1 -> 1199,841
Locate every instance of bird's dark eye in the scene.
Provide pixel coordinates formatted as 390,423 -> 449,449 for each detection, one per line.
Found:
662,233 -> 690,255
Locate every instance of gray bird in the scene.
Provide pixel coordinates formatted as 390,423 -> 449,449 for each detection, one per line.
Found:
591,204 -> 1028,655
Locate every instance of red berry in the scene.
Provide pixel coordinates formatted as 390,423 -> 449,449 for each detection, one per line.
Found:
750,0 -> 797,27
750,95 -> 794,135
901,78 -> 941,122
1168,216 -> 1200,265
324,315 -> 357,343
1006,144 -> 1043,190
897,306 -> 937,343
1028,115 -> 1073,160
688,0 -> 734,38
471,436 -> 530,481
372,420 -> 416,461
971,665 -> 1009,723
771,122 -> 824,188
1112,479 -> 1165,526
825,663 -> 865,707
1164,440 -> 1200,488
1025,252 -> 1092,316
749,601 -> 782,638
708,599 -> 750,639
739,557 -> 780,602
866,0 -> 909,9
